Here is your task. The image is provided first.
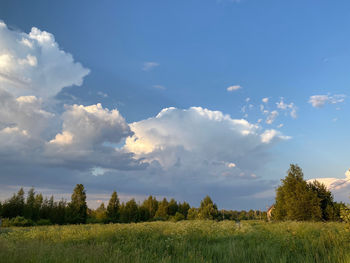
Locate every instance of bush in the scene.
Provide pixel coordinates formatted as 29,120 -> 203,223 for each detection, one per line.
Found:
340,205 -> 350,223
10,216 -> 34,227
36,219 -> 52,226
171,212 -> 185,222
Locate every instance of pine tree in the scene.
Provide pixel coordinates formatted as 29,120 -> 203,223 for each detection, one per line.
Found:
120,199 -> 139,223
24,188 -> 35,220
106,191 -> 120,222
68,184 -> 87,224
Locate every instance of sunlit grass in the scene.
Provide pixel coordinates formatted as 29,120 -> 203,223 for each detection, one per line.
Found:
0,220 -> 349,263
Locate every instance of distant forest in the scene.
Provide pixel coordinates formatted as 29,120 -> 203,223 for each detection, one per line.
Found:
0,164 -> 347,227
0,185 -> 266,227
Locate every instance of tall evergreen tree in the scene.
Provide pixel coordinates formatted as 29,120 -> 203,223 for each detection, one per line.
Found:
24,188 -> 35,220
120,199 -> 139,223
107,191 -> 120,222
68,184 -> 87,224
33,193 -> 43,221
274,164 -> 322,221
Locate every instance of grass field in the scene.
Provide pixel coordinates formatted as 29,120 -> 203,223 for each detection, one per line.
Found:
0,220 -> 349,263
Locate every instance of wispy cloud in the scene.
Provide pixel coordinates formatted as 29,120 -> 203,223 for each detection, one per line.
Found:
227,85 -> 242,92
142,62 -> 159,71
276,98 -> 297,119
152,85 -> 166,90
309,94 -> 346,108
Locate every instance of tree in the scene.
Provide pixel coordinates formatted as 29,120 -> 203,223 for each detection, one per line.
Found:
120,199 -> 139,223
95,203 -> 107,222
24,188 -> 35,220
33,193 -> 43,221
2,188 -> 25,218
198,196 -> 218,220
68,184 -> 87,224
155,198 -> 169,219
142,196 -> 158,220
167,199 -> 178,216
187,208 -> 198,220
273,164 -> 322,221
107,191 -> 120,222
178,202 -> 190,219
308,180 -> 335,221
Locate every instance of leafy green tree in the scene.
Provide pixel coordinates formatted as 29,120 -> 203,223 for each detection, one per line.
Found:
142,196 -> 158,219
178,202 -> 190,219
198,196 -> 218,220
274,164 -> 322,221
187,208 -> 199,220
68,184 -> 87,224
138,205 -> 150,221
107,191 -> 120,222
120,199 -> 139,223
308,180 -> 335,221
172,212 -> 185,221
94,203 -> 108,222
167,198 -> 178,216
155,198 -> 169,219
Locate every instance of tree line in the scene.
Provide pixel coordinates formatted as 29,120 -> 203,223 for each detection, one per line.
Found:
0,184 -> 267,226
1,164 -> 345,226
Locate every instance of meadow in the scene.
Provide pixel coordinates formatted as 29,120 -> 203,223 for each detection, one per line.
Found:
0,220 -> 349,263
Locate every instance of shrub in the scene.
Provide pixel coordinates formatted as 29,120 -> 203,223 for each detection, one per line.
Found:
10,216 -> 34,227
36,219 -> 52,226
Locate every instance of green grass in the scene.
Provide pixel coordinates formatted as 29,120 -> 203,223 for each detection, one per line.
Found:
0,220 -> 349,263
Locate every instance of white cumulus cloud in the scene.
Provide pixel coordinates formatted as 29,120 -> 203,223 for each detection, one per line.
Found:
125,107 -> 288,172
0,21 -> 90,98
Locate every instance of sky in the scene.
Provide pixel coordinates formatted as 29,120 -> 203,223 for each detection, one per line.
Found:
0,0 -> 350,210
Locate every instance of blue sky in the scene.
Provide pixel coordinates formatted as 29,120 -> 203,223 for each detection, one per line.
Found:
0,0 -> 350,209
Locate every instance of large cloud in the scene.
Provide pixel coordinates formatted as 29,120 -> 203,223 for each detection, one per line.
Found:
125,107 -> 288,175
0,20 -> 90,98
46,103 -> 143,170
0,21 -> 142,173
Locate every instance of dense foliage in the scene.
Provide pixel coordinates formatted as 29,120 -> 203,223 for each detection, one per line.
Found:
0,164 -> 346,226
0,186 -> 266,226
273,164 -> 343,221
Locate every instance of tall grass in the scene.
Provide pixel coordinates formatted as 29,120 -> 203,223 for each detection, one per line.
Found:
0,220 -> 349,263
